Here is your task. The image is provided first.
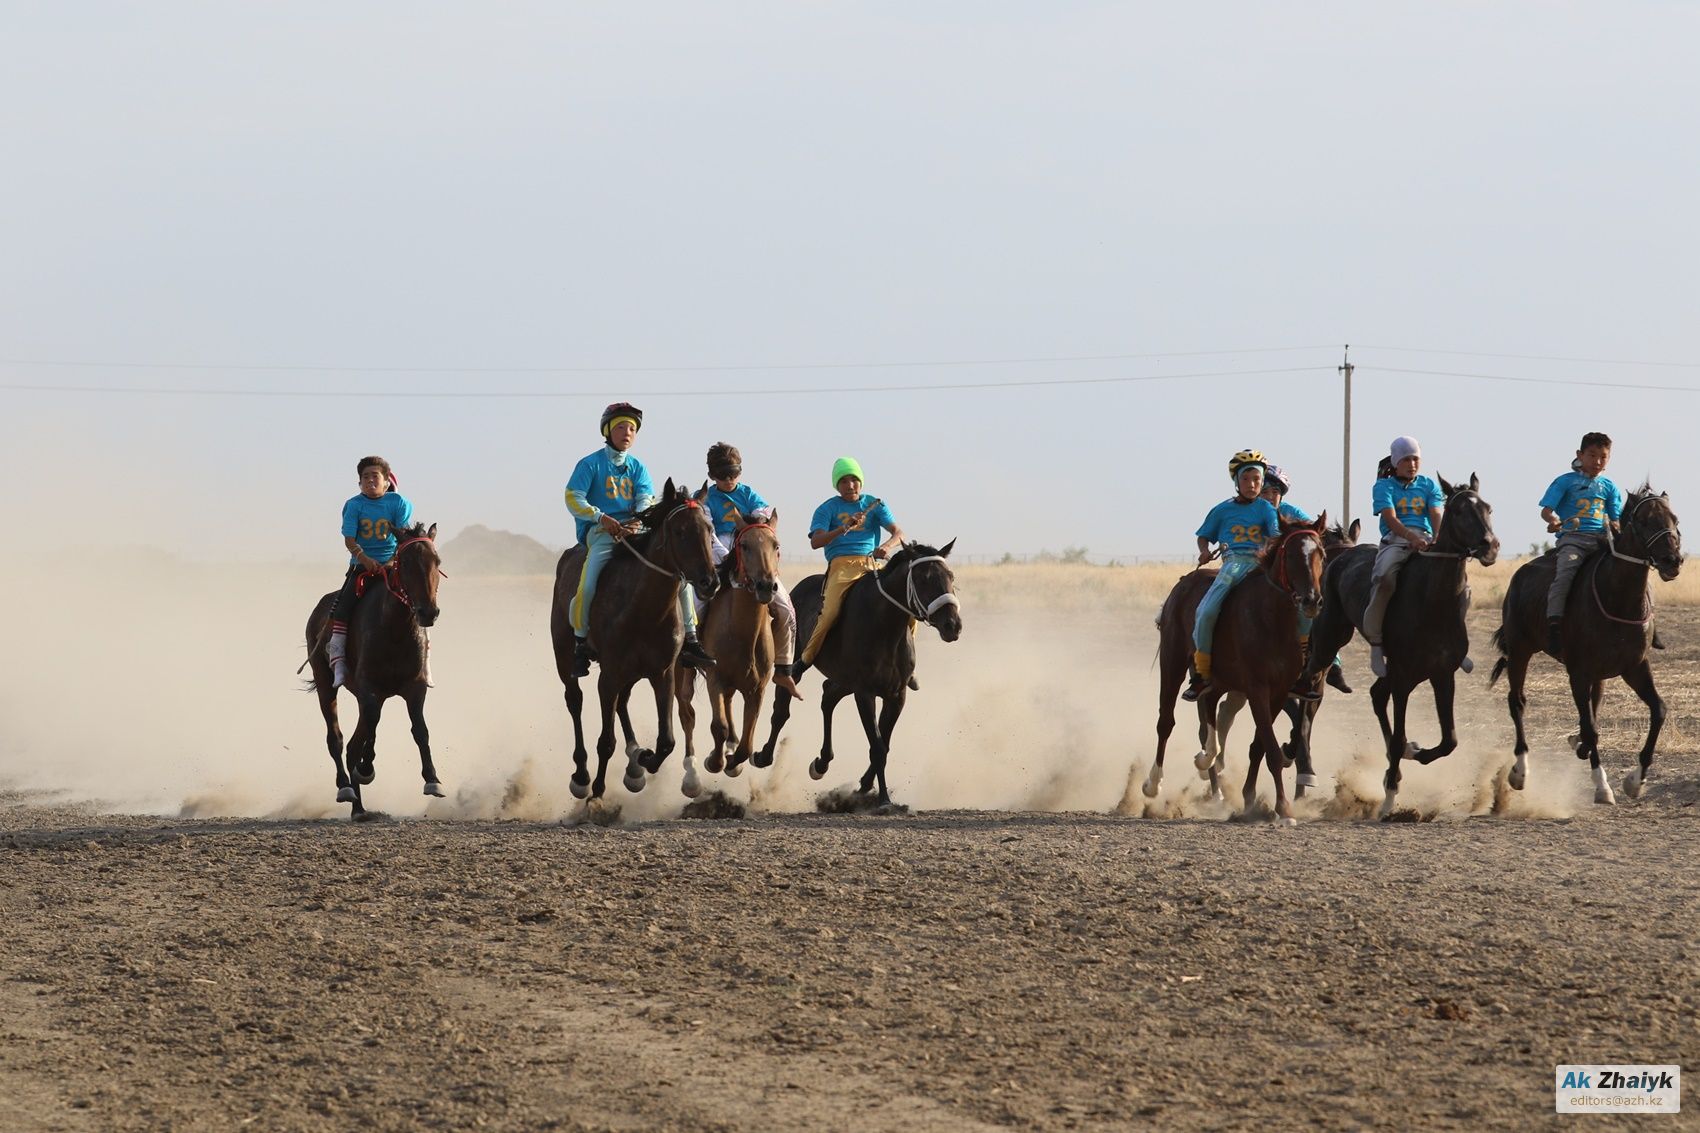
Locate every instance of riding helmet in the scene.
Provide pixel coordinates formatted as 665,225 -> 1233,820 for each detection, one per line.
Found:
601,402 -> 644,437
1228,449 -> 1267,481
1263,463 -> 1292,495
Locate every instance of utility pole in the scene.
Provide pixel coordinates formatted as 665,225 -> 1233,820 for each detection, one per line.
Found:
1340,345 -> 1353,529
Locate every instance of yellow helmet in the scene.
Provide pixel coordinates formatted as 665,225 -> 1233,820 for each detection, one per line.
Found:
1228,449 -> 1267,481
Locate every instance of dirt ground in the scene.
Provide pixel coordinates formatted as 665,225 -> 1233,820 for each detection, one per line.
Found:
4,600 -> 1699,1131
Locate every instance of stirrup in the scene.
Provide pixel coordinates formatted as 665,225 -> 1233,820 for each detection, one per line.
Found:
679,639 -> 715,671
572,637 -> 594,678
1290,675 -> 1323,703
1180,673 -> 1210,703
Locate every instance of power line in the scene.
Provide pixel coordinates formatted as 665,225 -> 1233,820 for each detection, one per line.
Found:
1359,365 -> 1700,394
1359,345 -> 1700,370
0,365 -> 1330,400
0,343 -> 1332,376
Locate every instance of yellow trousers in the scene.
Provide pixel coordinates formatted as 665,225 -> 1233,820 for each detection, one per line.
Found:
801,556 -> 871,664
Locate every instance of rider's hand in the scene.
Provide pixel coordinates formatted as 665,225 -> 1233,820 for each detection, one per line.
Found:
357,554 -> 379,572
598,514 -> 626,537
1197,550 -> 1213,566
1408,531 -> 1432,550
871,545 -> 889,561
1546,520 -> 1563,534
845,512 -> 867,530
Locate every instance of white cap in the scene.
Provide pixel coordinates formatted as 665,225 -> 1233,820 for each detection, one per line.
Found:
1390,435 -> 1421,463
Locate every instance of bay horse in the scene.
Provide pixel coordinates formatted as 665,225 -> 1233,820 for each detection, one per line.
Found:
1490,486 -> 1681,804
1143,514 -> 1327,823
1204,517 -> 1362,801
1301,474 -> 1498,819
675,513 -> 784,795
548,479 -> 719,801
755,541 -> 962,807
303,522 -> 444,818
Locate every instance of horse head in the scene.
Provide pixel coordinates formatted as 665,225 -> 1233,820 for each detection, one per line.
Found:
732,510 -> 782,604
1323,517 -> 1361,560
1264,513 -> 1327,620
393,522 -> 442,626
642,479 -> 719,600
1437,473 -> 1499,565
1623,485 -> 1682,582
885,539 -> 961,643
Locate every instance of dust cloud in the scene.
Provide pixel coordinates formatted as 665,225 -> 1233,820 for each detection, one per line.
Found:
0,550 -> 1596,824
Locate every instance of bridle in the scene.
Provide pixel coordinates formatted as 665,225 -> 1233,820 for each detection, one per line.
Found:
730,520 -> 778,590
1263,526 -> 1322,601
1608,493 -> 1679,568
358,533 -> 440,615
1418,489 -> 1495,562
874,553 -> 960,624
620,500 -> 707,579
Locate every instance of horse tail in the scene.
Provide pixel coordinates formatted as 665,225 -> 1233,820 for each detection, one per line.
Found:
1488,625 -> 1508,686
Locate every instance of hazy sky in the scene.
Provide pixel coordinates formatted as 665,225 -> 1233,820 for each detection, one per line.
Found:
4,3 -> 1698,563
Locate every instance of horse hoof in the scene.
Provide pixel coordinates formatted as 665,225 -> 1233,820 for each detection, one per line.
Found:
751,750 -> 773,769
569,776 -> 590,801
336,787 -> 357,804
624,772 -> 647,795
1278,816 -> 1298,828
1594,787 -> 1616,806
725,760 -> 744,779
1193,750 -> 1212,775
704,754 -> 724,774
1377,796 -> 1397,821
809,759 -> 827,781
353,763 -> 375,786
1296,773 -> 1317,789
1141,775 -> 1160,798
1507,764 -> 1526,792
1623,770 -> 1644,799
1568,733 -> 1584,757
680,773 -> 702,800
423,781 -> 445,798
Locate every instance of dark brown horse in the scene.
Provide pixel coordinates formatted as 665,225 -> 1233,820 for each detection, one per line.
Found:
675,514 -> 783,795
303,522 -> 444,818
1491,486 -> 1681,804
1301,475 -> 1498,818
549,480 -> 719,801
1204,517 -> 1361,801
755,541 -> 961,807
1143,514 -> 1328,823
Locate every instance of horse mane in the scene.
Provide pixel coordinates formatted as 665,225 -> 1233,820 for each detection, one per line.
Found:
399,520 -> 429,539
885,541 -> 945,571
1628,481 -> 1661,508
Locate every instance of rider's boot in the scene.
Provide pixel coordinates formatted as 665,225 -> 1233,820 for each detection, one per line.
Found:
679,634 -> 715,671
1181,650 -> 1212,702
328,630 -> 350,690
1325,661 -> 1353,694
772,663 -> 803,700
572,635 -> 595,679
1547,616 -> 1565,659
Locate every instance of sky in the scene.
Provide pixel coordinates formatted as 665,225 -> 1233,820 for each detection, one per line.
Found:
3,2 -> 1698,564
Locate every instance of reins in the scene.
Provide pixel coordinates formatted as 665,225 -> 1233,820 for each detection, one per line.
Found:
355,533 -> 440,612
1261,527 -> 1321,597
619,500 -> 704,579
1591,496 -> 1676,625
874,554 -> 960,624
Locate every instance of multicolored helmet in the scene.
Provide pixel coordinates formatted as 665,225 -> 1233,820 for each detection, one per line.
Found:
1228,449 -> 1266,481
600,402 -> 643,437
1263,463 -> 1292,495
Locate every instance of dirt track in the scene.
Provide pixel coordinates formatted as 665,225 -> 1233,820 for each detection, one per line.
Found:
5,605 -> 1700,1130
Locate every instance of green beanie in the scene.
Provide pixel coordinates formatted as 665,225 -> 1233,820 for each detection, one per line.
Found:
831,456 -> 864,489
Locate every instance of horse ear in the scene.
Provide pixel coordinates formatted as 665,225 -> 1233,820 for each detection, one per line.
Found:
1438,474 -> 1457,497
769,508 -> 779,528
1469,472 -> 1480,492
427,522 -> 438,539
1312,511 -> 1328,532
940,538 -> 955,557
662,477 -> 677,501
1348,518 -> 1362,543
697,480 -> 710,500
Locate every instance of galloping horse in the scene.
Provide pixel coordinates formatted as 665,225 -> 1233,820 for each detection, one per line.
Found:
1204,517 -> 1362,800
675,513 -> 784,795
549,480 -> 719,800
756,541 -> 962,807
1303,474 -> 1498,818
1144,514 -> 1328,823
1491,486 -> 1681,804
303,522 -> 444,817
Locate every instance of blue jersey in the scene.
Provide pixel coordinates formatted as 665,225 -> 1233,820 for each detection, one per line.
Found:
811,495 -> 898,561
1372,475 -> 1445,540
565,447 -> 656,543
1277,500 -> 1313,524
705,483 -> 771,537
1196,497 -> 1280,557
342,491 -> 414,565
1540,471 -> 1622,534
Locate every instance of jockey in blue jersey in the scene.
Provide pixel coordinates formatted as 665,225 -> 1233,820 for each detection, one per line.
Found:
328,456 -> 417,690
702,441 -> 801,699
1183,450 -> 1281,702
1261,463 -> 1352,699
563,402 -> 713,678
1539,431 -> 1623,657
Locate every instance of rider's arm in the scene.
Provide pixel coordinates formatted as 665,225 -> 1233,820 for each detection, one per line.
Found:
1381,506 -> 1430,547
345,535 -> 378,571
1541,505 -> 1563,533
873,523 -> 904,560
1197,536 -> 1213,565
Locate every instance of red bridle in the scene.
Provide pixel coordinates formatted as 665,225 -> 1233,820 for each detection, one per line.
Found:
1267,527 -> 1321,595
731,521 -> 778,588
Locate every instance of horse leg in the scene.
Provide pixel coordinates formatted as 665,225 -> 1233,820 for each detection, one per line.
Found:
1368,677 -> 1394,753
1145,677 -> 1179,799
640,670 -> 677,777
1504,648 -> 1533,791
851,692 -> 882,795
810,679 -> 851,781
1378,686 -> 1413,820
317,682 -> 357,808
706,684 -> 731,776
1619,660 -> 1663,799
404,687 -> 445,798
349,693 -> 384,786
1284,697 -> 1319,796
565,676 -> 592,800
675,668 -> 701,798
865,693 -> 906,807
1570,673 -> 1612,805
1252,694 -> 1294,824
1411,671 -> 1458,765
754,678 -> 796,769
592,677 -> 620,799
728,682 -> 763,779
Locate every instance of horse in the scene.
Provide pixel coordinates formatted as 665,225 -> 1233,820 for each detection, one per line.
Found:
1202,517 -> 1362,801
303,522 -> 444,818
754,541 -> 962,807
1490,486 -> 1681,804
1143,514 -> 1328,823
1302,474 -> 1498,819
675,513 -> 784,795
548,479 -> 719,801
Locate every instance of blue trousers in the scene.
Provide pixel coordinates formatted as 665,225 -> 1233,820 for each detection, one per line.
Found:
1193,556 -> 1258,654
